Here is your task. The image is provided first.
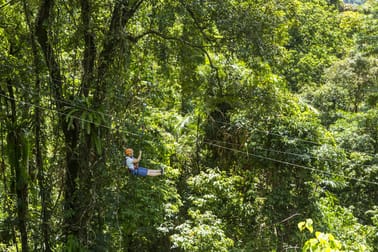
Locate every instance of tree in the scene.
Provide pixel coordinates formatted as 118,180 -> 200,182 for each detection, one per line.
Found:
1,0 -> 377,250
330,110 -> 378,223
0,4 -> 34,250
33,0 -> 148,246
282,0 -> 347,91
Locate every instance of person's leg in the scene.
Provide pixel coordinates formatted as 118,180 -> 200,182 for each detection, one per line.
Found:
146,169 -> 162,176
138,167 -> 163,176
136,167 -> 148,176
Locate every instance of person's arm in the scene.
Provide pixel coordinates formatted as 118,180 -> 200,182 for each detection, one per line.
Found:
133,150 -> 142,164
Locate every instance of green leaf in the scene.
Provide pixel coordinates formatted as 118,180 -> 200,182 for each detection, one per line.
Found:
298,221 -> 306,231
305,218 -> 314,233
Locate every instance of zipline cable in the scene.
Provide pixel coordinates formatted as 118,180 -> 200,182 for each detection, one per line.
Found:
4,88 -> 334,165
16,84 -> 127,121
209,118 -> 325,146
15,84 -> 377,158
0,93 -> 141,138
3,89 -> 377,164
1,92 -> 377,186
203,141 -> 378,186
210,139 -> 376,169
209,118 -> 378,158
19,88 -> 378,160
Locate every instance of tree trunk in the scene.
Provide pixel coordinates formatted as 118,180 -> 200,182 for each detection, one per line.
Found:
35,0 -> 144,246
6,83 -> 29,252
22,1 -> 52,249
35,0 -> 83,241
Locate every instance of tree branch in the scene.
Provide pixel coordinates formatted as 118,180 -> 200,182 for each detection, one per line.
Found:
178,0 -> 214,43
35,0 -> 64,111
0,0 -> 17,9
131,30 -> 221,86
95,0 -> 145,103
80,0 -> 96,97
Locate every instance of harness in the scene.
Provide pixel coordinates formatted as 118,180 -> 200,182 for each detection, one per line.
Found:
125,156 -> 138,174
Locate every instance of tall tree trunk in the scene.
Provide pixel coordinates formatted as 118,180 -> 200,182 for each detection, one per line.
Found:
22,1 -> 52,250
35,97 -> 52,252
35,0 -> 82,241
6,83 -> 29,252
35,0 -> 145,246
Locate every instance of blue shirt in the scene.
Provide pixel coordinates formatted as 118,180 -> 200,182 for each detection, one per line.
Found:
126,156 -> 135,170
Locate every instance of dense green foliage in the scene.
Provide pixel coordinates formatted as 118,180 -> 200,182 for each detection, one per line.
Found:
0,0 -> 377,251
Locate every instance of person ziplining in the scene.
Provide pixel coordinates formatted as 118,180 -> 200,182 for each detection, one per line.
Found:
125,148 -> 164,176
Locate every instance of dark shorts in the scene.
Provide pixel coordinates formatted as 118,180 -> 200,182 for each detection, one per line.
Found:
131,167 -> 148,176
